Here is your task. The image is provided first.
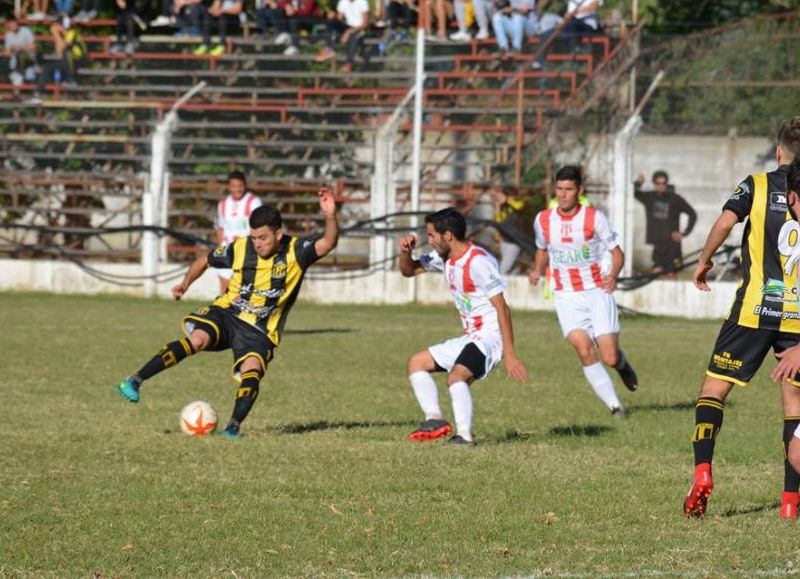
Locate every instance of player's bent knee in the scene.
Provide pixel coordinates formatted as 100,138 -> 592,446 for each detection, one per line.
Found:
189,329 -> 212,351
240,355 -> 265,374
699,375 -> 733,400
407,351 -> 435,375
600,350 -> 619,367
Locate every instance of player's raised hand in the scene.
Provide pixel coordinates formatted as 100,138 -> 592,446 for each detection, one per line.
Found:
399,233 -> 418,254
504,354 -> 528,384
772,346 -> 800,385
318,186 -> 336,217
171,282 -> 188,300
693,259 -> 714,291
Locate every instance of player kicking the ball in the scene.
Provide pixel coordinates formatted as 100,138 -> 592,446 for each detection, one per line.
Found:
528,165 -> 638,418
115,186 -> 339,439
399,208 -> 528,446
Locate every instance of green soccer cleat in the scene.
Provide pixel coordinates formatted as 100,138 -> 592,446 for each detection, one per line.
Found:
116,377 -> 140,403
219,420 -> 241,440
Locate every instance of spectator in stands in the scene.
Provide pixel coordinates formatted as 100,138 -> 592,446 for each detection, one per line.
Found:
448,0 -> 470,42
194,0 -> 242,55
634,170 -> 697,280
471,0 -> 492,40
424,0 -> 449,42
2,18 -> 38,97
255,0 -> 289,40
491,0 -> 531,57
282,0 -> 323,56
314,0 -> 369,73
54,0 -> 75,17
149,0 -> 177,27
110,0 -> 139,55
31,15 -> 88,102
563,0 -> 602,37
173,0 -> 204,36
19,0 -> 51,20
74,0 -> 102,20
215,170 -> 262,294
491,186 -> 527,274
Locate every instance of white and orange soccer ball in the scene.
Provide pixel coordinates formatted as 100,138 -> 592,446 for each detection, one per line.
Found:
179,401 -> 218,436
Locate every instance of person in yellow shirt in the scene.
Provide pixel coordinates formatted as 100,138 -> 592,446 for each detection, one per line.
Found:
492,186 -> 527,275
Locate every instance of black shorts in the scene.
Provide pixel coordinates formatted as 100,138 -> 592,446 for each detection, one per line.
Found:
706,319 -> 800,386
652,241 -> 682,271
182,305 -> 275,379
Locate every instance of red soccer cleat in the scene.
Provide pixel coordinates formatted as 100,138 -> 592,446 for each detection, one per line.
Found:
407,418 -> 452,442
684,463 -> 713,518
781,491 -> 799,519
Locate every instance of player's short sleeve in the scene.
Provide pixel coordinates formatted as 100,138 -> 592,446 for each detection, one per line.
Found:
418,250 -> 444,272
472,254 -> 507,298
207,242 -> 235,269
294,235 -> 320,270
722,176 -> 754,222
533,212 -> 548,249
594,210 -> 621,249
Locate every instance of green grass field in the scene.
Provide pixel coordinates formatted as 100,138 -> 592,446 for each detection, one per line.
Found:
2,291 -> 799,577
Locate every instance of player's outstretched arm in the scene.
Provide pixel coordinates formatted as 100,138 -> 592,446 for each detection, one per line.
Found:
693,209 -> 739,292
489,293 -> 528,383
602,246 -> 624,293
314,186 -> 339,258
398,234 -> 425,277
172,253 -> 209,300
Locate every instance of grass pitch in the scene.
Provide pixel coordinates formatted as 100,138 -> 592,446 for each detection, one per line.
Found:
1,291 -> 799,577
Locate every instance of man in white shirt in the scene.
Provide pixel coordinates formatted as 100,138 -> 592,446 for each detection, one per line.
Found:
529,165 -> 638,418
399,208 -> 528,445
215,170 -> 262,294
3,18 -> 37,89
313,0 -> 369,72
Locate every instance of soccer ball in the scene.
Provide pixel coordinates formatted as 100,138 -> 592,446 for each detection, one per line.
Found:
179,401 -> 218,436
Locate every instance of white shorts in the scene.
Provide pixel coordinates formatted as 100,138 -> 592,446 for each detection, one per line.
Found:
554,288 -> 620,339
428,333 -> 503,380
217,268 -> 233,280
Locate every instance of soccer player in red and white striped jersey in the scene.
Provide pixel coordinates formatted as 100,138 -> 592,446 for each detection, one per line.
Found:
529,165 -> 639,417
215,170 -> 262,294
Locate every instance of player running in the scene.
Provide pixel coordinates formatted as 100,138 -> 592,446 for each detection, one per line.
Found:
528,165 -> 638,418
399,207 -> 528,446
115,187 -> 339,439
684,118 -> 800,518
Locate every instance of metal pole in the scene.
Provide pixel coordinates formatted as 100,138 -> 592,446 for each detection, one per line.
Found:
410,0 -> 426,228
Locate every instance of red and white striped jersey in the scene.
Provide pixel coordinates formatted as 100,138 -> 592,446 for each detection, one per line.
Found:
420,243 -> 507,337
215,192 -> 262,245
534,205 -> 620,292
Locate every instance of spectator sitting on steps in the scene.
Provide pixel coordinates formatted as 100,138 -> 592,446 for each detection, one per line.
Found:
314,0 -> 369,73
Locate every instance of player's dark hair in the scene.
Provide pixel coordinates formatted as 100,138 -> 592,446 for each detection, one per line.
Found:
249,204 -> 281,230
788,158 -> 800,195
778,117 -> 800,161
555,165 -> 583,187
227,170 -> 247,184
425,207 -> 467,241
652,170 -> 669,183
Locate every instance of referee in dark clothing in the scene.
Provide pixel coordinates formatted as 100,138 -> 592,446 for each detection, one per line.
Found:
634,170 -> 697,279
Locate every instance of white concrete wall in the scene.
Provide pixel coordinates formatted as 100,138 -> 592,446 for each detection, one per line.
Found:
0,258 -> 736,320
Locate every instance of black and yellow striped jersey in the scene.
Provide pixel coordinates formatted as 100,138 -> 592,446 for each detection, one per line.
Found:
207,234 -> 319,346
724,165 -> 800,332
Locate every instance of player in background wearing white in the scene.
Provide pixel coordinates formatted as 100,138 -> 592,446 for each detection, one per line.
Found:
529,165 -> 638,418
399,208 -> 528,446
215,170 -> 262,294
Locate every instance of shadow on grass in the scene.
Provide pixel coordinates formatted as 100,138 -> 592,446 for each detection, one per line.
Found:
627,401 -> 696,413
718,500 -> 780,518
274,419 -> 412,434
284,328 -> 358,335
496,424 -> 613,443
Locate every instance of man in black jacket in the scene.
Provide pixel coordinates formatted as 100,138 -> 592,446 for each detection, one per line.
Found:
634,170 -> 697,279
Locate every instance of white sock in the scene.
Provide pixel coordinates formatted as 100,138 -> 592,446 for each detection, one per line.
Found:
409,371 -> 443,420
582,362 -> 622,410
448,381 -> 473,441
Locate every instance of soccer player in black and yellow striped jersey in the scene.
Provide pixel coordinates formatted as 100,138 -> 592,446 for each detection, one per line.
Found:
684,118 -> 800,518
116,186 -> 339,439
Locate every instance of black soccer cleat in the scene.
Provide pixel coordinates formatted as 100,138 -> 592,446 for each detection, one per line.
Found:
617,362 -> 639,392
447,434 -> 477,446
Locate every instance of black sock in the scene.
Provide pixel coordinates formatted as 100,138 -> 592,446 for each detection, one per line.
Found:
136,338 -> 195,382
228,369 -> 262,429
692,397 -> 724,466
614,350 -> 629,372
784,417 -> 800,492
